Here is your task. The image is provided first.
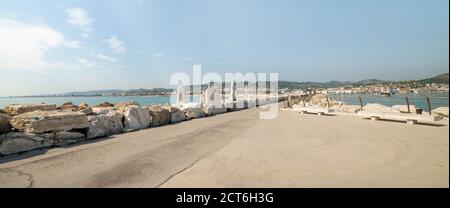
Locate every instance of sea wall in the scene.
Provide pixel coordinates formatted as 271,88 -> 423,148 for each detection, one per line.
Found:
0,95 -> 286,157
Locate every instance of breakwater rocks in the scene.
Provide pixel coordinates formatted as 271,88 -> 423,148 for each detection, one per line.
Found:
288,94 -> 449,118
4,104 -> 57,116
0,95 -> 285,156
10,111 -> 89,134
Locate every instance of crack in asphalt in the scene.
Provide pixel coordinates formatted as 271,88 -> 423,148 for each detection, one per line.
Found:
0,168 -> 34,188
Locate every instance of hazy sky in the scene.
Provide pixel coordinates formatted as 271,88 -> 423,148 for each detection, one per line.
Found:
0,0 -> 448,96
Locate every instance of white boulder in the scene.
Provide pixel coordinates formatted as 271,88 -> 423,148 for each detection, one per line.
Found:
334,105 -> 361,113
123,106 -> 150,131
363,103 -> 399,113
432,107 -> 449,117
392,105 -> 416,113
181,103 -> 204,119
87,110 -> 124,139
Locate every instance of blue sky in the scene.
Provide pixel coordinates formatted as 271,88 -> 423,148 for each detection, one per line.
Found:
0,0 -> 448,96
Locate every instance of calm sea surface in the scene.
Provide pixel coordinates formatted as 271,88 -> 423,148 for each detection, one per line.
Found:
0,96 -> 174,108
329,93 -> 449,110
0,93 -> 448,110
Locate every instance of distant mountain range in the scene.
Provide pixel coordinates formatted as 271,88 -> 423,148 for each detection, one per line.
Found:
279,73 -> 448,89
19,73 -> 449,97
417,73 -> 449,84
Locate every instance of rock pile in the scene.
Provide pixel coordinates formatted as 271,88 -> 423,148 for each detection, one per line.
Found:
332,104 -> 362,113
96,102 -> 114,108
307,94 -> 341,107
58,103 -> 93,115
4,104 -> 56,116
10,111 -> 89,134
0,95 -> 288,156
115,101 -> 140,111
362,103 -> 399,113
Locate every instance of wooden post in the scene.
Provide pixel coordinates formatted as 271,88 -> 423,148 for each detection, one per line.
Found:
426,96 -> 432,115
305,82 -> 309,95
326,96 -> 330,109
288,96 -> 291,108
405,96 -> 410,113
358,96 -> 363,111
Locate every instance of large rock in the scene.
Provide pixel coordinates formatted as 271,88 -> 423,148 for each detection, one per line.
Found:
41,131 -> 85,146
307,94 -> 341,107
78,106 -> 93,115
10,111 -> 89,134
0,132 -> 52,155
148,105 -> 170,127
181,103 -> 204,119
87,110 -> 124,139
0,114 -> 11,134
4,104 -> 56,116
92,106 -> 116,114
58,103 -> 93,115
392,105 -> 416,113
245,99 -> 257,108
432,107 -> 449,117
96,102 -> 114,108
362,103 -> 399,113
224,100 -> 245,111
203,104 -> 227,116
57,102 -> 75,110
333,104 -> 361,113
115,101 -> 140,112
123,106 -> 150,130
166,106 -> 187,123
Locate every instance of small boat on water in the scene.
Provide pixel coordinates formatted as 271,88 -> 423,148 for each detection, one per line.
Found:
380,92 -> 391,97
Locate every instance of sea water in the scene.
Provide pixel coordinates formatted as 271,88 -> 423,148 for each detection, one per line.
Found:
329,93 -> 449,110
0,93 -> 448,110
0,96 -> 175,108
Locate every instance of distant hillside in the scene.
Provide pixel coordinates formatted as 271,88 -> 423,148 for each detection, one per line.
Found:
277,79 -> 387,89
417,73 -> 449,84
40,88 -> 174,97
56,89 -> 125,96
22,73 -> 447,97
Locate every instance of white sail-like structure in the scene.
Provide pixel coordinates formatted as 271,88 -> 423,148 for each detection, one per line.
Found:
231,81 -> 236,101
203,82 -> 221,107
176,81 -> 185,105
